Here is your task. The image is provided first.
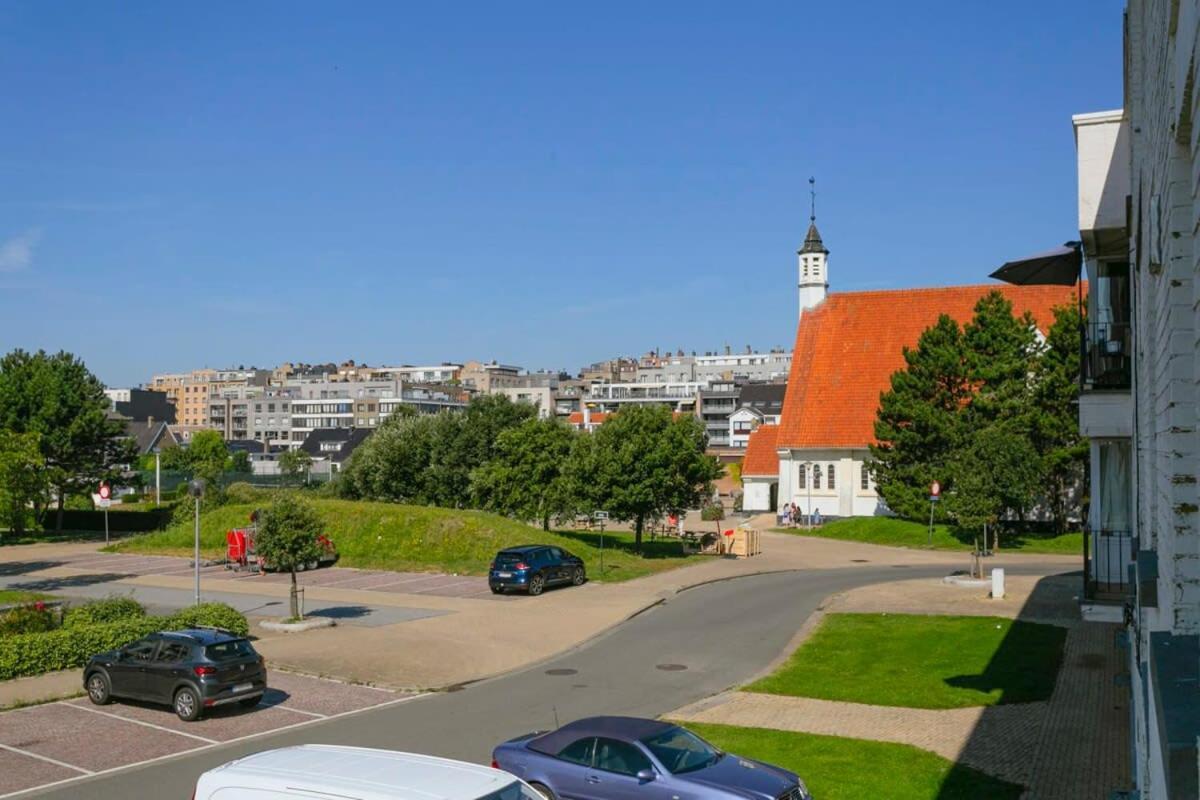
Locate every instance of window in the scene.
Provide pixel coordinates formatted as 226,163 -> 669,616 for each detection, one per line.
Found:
812,465 -> 821,487
557,737 -> 595,766
155,641 -> 190,663
827,465 -> 835,490
123,638 -> 158,663
255,404 -> 262,412
205,640 -> 255,661
594,738 -> 653,777
861,465 -> 870,491
641,727 -> 720,774
477,783 -> 541,800
798,465 -> 806,489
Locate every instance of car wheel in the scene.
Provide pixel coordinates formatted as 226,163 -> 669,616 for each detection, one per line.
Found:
571,567 -> 586,586
85,672 -> 111,705
490,585 -> 504,595
529,783 -> 557,800
296,561 -> 308,572
237,696 -> 260,709
307,560 -> 319,571
174,686 -> 202,722
528,574 -> 545,596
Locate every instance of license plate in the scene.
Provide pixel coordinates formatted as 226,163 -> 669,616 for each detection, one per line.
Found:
497,571 -> 513,578
232,682 -> 253,693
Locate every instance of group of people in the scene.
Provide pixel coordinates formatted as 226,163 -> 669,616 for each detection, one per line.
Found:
778,503 -> 820,528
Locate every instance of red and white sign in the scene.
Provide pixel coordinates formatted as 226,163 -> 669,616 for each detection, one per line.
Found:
930,481 -> 940,497
98,483 -> 111,501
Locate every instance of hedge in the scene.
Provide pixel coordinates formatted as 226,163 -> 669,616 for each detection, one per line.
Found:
0,603 -> 250,680
62,597 -> 146,628
44,508 -> 173,533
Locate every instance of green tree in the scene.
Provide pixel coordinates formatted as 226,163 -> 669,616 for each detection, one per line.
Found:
568,405 -> 722,552
471,417 -> 577,529
278,449 -> 313,485
870,316 -> 971,520
0,349 -> 131,530
961,291 -> 1040,428
230,450 -> 252,474
1031,304 -> 1087,531
0,430 -> 48,535
255,493 -> 324,619
340,412 -> 438,502
186,430 -> 228,484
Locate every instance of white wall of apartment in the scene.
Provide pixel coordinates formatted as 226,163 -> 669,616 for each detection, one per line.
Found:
495,386 -> 554,418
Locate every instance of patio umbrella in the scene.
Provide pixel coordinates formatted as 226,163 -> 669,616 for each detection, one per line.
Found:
990,241 -> 1082,286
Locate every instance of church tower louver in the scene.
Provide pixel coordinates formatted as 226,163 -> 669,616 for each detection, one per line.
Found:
798,177 -> 829,316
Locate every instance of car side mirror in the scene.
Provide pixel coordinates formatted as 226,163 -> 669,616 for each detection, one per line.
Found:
636,769 -> 656,783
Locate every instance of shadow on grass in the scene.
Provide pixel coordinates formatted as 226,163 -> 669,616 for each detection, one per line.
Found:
552,530 -> 692,560
936,764 -> 1024,800
943,621 -> 1068,704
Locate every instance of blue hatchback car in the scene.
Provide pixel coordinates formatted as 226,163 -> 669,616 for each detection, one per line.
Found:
489,545 -> 586,596
493,716 -> 811,800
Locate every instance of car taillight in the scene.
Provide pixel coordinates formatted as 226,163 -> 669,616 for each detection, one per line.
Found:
515,562 -> 528,570
491,759 -> 500,769
489,562 -> 496,570
193,665 -> 217,676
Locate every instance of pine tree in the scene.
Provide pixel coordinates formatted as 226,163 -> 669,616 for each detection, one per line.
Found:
1030,304 -> 1087,531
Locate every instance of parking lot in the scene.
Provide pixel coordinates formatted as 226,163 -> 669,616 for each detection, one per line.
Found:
34,551 -> 509,601
0,670 -> 420,798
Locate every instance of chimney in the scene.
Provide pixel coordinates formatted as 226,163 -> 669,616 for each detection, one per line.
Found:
724,344 -> 731,356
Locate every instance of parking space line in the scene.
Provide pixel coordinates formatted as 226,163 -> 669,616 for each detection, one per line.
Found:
59,703 -> 218,744
0,691 -> 431,800
267,705 -> 326,719
0,743 -> 92,775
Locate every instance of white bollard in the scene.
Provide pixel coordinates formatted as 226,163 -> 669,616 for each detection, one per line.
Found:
991,568 -> 1005,599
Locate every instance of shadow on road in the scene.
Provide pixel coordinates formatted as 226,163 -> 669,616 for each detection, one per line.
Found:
309,604 -> 373,620
0,560 -> 64,576
9,572 -> 134,591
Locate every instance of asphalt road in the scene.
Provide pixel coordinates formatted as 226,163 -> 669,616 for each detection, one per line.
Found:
20,563 -> 1063,799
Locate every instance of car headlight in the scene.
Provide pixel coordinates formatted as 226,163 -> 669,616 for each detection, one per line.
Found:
797,780 -> 810,800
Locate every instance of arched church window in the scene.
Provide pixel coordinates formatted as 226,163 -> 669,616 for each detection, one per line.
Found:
812,465 -> 821,487
798,465 -> 806,488
827,465 -> 836,489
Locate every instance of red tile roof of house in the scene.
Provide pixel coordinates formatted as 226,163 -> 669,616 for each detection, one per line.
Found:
742,424 -> 780,477
567,411 -> 610,425
777,283 -> 1079,450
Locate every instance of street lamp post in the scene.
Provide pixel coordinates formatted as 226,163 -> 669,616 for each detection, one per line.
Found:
153,447 -> 161,507
804,461 -> 813,528
188,479 -> 206,605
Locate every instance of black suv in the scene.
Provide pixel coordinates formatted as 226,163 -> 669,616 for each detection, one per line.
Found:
84,628 -> 267,721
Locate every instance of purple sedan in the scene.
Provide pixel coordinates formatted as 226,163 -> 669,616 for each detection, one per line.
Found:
492,716 -> 811,800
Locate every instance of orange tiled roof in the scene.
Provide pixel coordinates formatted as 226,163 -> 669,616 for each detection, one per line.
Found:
567,411 -> 610,425
742,424 -> 780,477
777,283 -> 1079,450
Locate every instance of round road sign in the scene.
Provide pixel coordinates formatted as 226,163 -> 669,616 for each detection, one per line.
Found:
930,481 -> 940,497
98,483 -> 111,500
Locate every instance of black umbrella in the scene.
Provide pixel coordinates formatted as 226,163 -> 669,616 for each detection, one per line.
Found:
990,241 -> 1082,286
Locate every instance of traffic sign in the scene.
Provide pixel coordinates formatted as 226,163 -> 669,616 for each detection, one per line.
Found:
930,481 -> 940,497
98,483 -> 111,500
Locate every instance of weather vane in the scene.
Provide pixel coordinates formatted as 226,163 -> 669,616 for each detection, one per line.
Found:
809,177 -> 816,222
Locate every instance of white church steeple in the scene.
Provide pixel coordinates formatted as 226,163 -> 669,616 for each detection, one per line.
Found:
798,177 -> 829,315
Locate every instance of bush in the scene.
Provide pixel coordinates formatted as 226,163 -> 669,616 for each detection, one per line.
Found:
0,604 -> 56,636
224,482 -> 264,504
168,602 -> 249,637
0,603 -> 249,680
62,597 -> 145,628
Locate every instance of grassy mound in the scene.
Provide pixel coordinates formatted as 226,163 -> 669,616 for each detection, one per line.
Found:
775,516 -> 1081,555
111,498 -> 700,582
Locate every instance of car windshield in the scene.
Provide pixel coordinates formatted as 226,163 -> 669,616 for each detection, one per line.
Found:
476,781 -> 541,800
641,727 -> 722,774
205,640 -> 255,661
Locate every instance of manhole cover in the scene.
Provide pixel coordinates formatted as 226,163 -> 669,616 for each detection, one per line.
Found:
656,663 -> 688,671
545,668 -> 578,676
851,559 -> 869,563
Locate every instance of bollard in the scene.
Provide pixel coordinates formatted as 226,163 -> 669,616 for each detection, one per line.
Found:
991,568 -> 1005,599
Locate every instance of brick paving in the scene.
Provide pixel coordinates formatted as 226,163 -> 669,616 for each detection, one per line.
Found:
671,619 -> 1131,798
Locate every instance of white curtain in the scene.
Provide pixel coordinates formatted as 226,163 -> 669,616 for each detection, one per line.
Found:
1098,440 -> 1131,533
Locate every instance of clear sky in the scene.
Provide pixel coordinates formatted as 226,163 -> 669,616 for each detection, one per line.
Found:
0,1 -> 1125,387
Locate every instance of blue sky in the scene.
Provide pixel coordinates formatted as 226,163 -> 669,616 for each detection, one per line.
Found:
0,2 -> 1125,387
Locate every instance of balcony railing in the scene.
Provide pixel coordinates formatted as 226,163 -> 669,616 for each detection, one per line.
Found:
1084,322 -> 1132,389
1083,529 -> 1135,601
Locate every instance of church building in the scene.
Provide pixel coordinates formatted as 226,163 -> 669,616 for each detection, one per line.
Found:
741,212 -> 1077,517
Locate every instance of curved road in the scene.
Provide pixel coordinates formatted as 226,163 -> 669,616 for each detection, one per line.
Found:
25,563 -> 1063,799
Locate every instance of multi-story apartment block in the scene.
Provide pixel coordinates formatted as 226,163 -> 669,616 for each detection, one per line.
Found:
585,381 -> 704,414
288,380 -> 465,442
209,386 -> 296,447
150,368 -> 269,427
634,347 -> 791,384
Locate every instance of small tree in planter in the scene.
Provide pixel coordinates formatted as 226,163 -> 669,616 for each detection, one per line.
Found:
701,502 -> 726,553
255,493 -> 323,620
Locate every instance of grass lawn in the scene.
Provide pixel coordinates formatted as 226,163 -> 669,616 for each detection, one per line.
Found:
0,589 -> 53,605
109,498 -> 702,582
773,516 -> 1082,555
685,722 -> 1023,800
746,613 -> 1067,709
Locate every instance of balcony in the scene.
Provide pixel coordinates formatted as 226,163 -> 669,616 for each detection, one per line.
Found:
1083,529 -> 1134,602
1083,322 -> 1131,390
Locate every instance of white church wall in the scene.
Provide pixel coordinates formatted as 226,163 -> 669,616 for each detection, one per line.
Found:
742,479 -> 774,512
778,448 -> 882,518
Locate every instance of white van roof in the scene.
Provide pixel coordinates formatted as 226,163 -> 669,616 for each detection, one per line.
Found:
196,745 -> 518,800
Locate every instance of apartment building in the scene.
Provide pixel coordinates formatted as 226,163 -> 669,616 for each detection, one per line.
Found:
635,348 -> 791,383
209,386 -> 296,447
460,361 -> 525,392
149,368 -> 269,427
585,381 -> 703,414
288,379 -> 465,442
